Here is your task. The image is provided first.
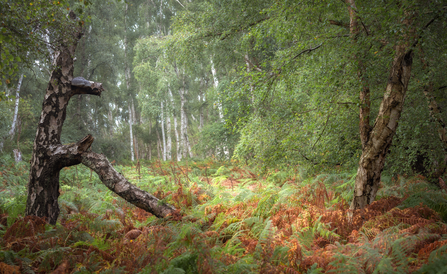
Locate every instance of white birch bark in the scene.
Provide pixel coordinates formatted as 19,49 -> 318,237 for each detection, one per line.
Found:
156,127 -> 162,159
132,99 -> 139,158
8,74 -> 24,139
124,3 -> 134,161
168,87 -> 181,161
161,101 -> 167,161
148,118 -> 152,160
183,87 -> 193,158
166,104 -> 172,160
174,64 -> 187,159
180,88 -> 186,159
128,103 -> 135,161
210,58 -> 229,158
210,59 -> 224,120
199,91 -> 204,131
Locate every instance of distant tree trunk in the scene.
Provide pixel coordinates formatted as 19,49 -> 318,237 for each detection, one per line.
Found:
166,105 -> 172,160
148,118 -> 152,160
350,45 -> 414,210
169,87 -> 180,161
211,58 -> 229,158
347,0 -> 371,149
13,149 -> 22,162
107,107 -> 114,136
199,90 -> 204,131
128,102 -> 135,161
25,13 -> 175,225
156,126 -> 162,159
210,58 -> 224,120
124,3 -> 134,162
174,64 -> 189,159
161,101 -> 167,161
132,99 -> 139,158
198,75 -> 206,131
8,73 -> 24,140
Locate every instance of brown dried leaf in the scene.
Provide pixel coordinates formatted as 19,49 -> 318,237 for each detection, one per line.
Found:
124,229 -> 142,240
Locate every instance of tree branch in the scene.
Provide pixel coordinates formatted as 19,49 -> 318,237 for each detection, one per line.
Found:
71,77 -> 104,97
81,152 -> 177,218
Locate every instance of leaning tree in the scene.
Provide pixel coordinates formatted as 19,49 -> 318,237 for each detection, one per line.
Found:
25,12 -> 175,225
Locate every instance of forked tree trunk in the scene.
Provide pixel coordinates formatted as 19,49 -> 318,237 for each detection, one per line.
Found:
25,13 -> 175,225
350,45 -> 414,210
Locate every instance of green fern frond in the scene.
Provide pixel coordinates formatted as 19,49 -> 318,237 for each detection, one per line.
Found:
244,216 -> 267,238
254,219 -> 274,261
399,191 -> 447,221
233,189 -> 258,203
253,190 -> 278,218
88,216 -> 122,233
327,251 -> 362,274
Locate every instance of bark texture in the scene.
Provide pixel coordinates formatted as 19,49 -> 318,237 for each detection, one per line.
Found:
350,45 -> 414,210
81,151 -> 175,217
26,14 -> 176,224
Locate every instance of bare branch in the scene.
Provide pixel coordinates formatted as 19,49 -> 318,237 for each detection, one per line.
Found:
81,152 -> 177,218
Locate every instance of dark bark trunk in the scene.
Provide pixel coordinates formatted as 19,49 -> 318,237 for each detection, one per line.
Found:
25,13 -> 176,224
350,44 -> 414,210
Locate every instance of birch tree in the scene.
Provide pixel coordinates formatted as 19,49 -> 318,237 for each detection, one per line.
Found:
25,11 -> 175,225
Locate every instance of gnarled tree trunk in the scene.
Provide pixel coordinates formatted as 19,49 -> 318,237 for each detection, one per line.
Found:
350,45 -> 413,210
25,13 -> 175,225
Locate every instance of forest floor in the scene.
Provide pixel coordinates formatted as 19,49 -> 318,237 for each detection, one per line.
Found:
0,159 -> 447,273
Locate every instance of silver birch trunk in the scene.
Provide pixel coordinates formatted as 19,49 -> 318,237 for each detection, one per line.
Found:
148,118 -> 152,160
128,103 -> 135,162
180,88 -> 187,159
183,85 -> 193,158
156,127 -> 162,159
25,13 -> 176,225
132,99 -> 139,158
161,101 -> 167,161
174,64 -> 187,159
210,59 -> 224,120
168,87 -> 181,161
199,91 -> 204,131
166,105 -> 172,160
8,73 -> 24,139
124,3 -> 134,162
210,58 -> 229,158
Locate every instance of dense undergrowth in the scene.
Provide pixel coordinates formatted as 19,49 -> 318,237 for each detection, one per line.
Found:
1,159 -> 447,273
